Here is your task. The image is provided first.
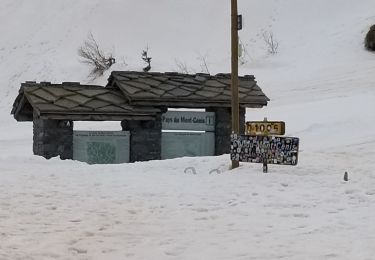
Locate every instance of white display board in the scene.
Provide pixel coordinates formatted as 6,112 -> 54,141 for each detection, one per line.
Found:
73,131 -> 130,164
161,132 -> 215,159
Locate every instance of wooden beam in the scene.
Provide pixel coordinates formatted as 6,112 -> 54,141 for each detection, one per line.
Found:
231,0 -> 240,169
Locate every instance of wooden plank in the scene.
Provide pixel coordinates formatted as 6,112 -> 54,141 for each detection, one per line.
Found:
40,113 -> 155,121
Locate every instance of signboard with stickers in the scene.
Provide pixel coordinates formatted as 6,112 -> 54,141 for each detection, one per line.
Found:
230,134 -> 299,166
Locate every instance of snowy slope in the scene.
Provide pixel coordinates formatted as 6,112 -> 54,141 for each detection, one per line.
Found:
1,0 -> 375,259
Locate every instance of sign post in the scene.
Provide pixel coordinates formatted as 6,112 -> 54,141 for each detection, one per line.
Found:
231,119 -> 299,172
262,118 -> 269,173
231,0 -> 240,169
245,118 -> 286,173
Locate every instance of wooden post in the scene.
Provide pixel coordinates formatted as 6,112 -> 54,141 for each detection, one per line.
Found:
263,162 -> 268,173
263,117 -> 268,173
231,0 -> 240,169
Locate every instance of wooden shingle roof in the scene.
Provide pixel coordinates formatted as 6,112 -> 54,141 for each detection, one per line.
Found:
12,71 -> 268,122
107,71 -> 269,108
11,82 -> 160,121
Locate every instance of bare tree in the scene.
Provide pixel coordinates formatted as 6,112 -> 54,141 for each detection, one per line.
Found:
262,31 -> 279,54
78,32 -> 115,78
174,59 -> 191,74
197,54 -> 210,74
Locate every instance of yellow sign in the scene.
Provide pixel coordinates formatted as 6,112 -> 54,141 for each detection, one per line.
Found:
246,121 -> 285,136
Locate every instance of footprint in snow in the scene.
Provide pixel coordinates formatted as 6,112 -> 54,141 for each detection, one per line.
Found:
293,213 -> 309,218
344,189 -> 358,195
69,247 -> 87,254
193,208 -> 209,213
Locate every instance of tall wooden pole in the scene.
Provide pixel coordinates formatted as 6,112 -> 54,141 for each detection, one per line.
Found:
231,0 -> 240,169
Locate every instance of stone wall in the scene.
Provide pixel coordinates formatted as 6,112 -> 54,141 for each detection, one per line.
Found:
33,113 -> 73,160
207,107 -> 245,155
122,115 -> 162,162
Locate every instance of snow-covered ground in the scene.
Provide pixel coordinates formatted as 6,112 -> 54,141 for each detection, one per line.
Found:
1,0 -> 375,259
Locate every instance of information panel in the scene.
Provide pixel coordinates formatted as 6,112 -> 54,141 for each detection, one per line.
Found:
162,111 -> 215,131
161,132 -> 215,159
231,135 -> 299,165
73,131 -> 130,164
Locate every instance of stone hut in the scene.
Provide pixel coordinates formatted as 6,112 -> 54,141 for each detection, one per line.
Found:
11,71 -> 269,163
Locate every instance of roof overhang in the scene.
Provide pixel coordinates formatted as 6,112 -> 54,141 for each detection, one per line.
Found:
11,82 -> 160,122
107,71 -> 269,108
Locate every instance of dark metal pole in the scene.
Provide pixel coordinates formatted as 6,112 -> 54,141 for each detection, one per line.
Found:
231,0 -> 240,169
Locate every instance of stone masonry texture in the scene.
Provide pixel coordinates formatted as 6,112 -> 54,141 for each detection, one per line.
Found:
33,114 -> 73,160
122,115 -> 162,162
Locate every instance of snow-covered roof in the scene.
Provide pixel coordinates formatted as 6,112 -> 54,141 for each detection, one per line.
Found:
106,71 -> 269,108
12,71 -> 268,121
11,82 -> 160,121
